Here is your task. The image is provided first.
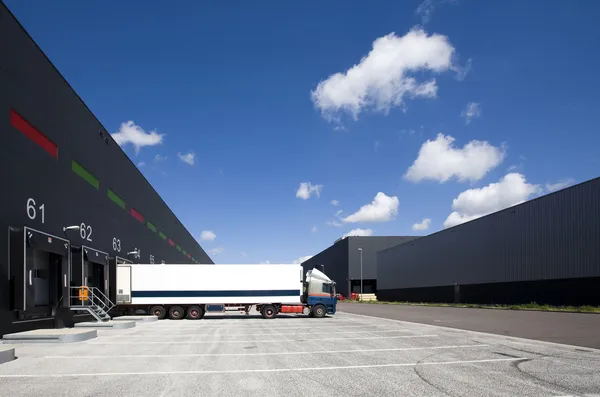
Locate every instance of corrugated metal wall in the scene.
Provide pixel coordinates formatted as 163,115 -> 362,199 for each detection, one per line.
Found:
378,177 -> 600,290
347,236 -> 420,281
301,236 -> 419,297
302,239 -> 349,296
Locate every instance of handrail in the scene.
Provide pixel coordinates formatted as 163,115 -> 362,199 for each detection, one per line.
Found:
92,287 -> 115,312
69,286 -> 115,312
69,286 -> 116,322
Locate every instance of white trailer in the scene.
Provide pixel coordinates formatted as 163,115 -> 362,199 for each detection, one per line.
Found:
114,263 -> 337,319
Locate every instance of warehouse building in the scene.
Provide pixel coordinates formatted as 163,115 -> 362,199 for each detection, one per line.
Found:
377,176 -> 600,306
302,236 -> 420,298
0,3 -> 213,337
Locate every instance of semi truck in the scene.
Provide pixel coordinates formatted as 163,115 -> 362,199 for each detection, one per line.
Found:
113,263 -> 337,319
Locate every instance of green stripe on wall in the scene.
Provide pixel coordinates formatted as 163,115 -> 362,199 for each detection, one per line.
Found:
71,160 -> 99,189
159,231 -> 167,240
107,189 -> 126,209
176,245 -> 181,252
182,250 -> 187,255
147,221 -> 156,232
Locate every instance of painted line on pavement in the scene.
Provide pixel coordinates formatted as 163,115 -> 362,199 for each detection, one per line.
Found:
109,330 -> 422,338
43,344 -> 488,359
0,357 -> 526,378
337,312 -> 600,353
139,324 -> 384,330
86,334 -> 438,344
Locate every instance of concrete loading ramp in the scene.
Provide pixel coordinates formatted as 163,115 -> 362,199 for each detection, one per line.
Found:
1,328 -> 97,343
74,320 -> 136,329
111,315 -> 158,322
0,346 -> 15,364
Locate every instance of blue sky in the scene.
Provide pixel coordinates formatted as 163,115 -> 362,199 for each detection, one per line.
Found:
6,0 -> 600,264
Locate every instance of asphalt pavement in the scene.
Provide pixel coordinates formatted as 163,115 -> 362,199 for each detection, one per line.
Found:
338,302 -> 600,349
0,311 -> 598,396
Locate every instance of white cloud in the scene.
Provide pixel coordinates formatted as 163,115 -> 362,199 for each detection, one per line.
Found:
260,260 -> 271,264
374,140 -> 380,152
404,133 -> 506,183
296,182 -> 323,200
311,28 -> 457,121
342,192 -> 399,223
240,251 -> 248,258
311,225 -> 318,233
153,154 -> 167,163
209,247 -> 224,255
293,255 -> 313,264
412,218 -> 431,231
112,121 -> 164,154
137,162 -> 146,167
546,178 -> 575,193
343,228 -> 374,238
331,200 -> 340,206
199,230 -> 216,241
443,173 -> 541,228
178,152 -> 195,165
335,209 -> 344,217
461,102 -> 481,124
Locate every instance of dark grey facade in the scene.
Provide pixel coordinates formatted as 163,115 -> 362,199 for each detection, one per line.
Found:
377,177 -> 600,305
0,3 -> 213,337
302,236 -> 419,297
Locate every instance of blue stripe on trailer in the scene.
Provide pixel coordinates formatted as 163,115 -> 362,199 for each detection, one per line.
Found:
131,289 -> 301,298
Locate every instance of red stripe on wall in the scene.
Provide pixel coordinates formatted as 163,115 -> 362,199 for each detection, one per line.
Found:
168,238 -> 175,247
187,253 -> 191,259
130,208 -> 144,223
10,109 -> 58,158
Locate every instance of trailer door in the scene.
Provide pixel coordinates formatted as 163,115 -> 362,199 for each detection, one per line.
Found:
116,265 -> 132,304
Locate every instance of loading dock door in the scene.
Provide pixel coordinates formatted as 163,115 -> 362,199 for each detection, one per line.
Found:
82,246 -> 110,300
9,227 -> 70,314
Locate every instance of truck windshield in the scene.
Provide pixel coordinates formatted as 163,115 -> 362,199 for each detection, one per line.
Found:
322,283 -> 335,296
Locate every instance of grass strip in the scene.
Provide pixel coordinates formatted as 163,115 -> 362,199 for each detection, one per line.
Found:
344,300 -> 600,313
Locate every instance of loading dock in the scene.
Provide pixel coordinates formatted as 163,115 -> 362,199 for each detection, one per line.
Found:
8,227 -> 70,321
70,246 -> 110,303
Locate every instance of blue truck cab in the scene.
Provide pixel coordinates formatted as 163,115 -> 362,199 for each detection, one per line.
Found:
303,268 -> 337,317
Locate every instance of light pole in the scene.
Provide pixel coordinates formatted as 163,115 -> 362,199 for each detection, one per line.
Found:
358,248 -> 363,301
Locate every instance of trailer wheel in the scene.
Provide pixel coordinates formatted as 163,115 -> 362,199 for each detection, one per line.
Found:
150,306 -> 166,319
187,305 -> 205,320
169,305 -> 185,320
312,304 -> 327,318
261,304 -> 277,319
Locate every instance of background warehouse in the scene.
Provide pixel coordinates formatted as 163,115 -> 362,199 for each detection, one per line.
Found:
303,177 -> 600,306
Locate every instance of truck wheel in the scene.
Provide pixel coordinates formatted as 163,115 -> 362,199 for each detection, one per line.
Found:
261,304 -> 277,319
187,305 -> 205,320
150,306 -> 166,319
312,304 -> 327,318
169,306 -> 185,320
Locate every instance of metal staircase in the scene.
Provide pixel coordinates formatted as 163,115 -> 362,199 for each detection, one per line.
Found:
69,286 -> 115,322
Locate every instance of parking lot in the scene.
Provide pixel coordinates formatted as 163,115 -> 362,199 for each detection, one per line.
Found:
0,311 -> 599,396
